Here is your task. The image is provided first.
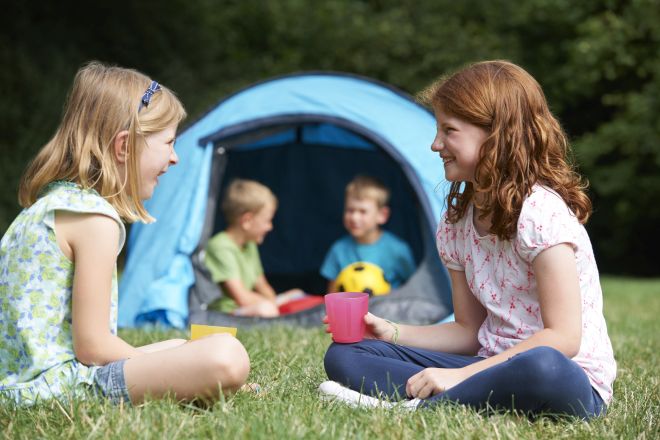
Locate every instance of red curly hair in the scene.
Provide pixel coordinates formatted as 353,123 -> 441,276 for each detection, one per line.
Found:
420,60 -> 591,240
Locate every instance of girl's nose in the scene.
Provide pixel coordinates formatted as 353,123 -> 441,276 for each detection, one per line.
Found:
170,149 -> 179,165
431,134 -> 444,152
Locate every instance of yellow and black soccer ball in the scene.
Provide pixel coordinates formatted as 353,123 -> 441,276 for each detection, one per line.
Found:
335,261 -> 391,296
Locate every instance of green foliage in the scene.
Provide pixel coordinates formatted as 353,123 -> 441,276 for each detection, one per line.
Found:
1,0 -> 658,274
1,276 -> 659,438
564,0 -> 660,274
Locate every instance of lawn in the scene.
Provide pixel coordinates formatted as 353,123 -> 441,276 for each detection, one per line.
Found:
2,276 -> 658,439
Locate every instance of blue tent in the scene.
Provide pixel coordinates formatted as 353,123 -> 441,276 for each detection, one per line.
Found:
119,72 -> 453,329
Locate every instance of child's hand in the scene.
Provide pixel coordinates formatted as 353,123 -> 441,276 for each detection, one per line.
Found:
323,313 -> 397,343
406,367 -> 469,399
364,313 -> 398,342
322,315 -> 331,334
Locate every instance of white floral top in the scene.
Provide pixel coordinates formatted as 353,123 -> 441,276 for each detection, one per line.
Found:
436,185 -> 616,403
0,181 -> 125,405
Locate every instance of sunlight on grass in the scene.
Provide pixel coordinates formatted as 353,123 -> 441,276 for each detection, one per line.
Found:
2,277 -> 658,439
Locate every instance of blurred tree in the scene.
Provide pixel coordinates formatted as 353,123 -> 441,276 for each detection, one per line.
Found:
0,0 -> 657,274
565,0 -> 660,274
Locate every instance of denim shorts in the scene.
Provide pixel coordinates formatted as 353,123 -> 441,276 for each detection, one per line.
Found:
93,359 -> 131,405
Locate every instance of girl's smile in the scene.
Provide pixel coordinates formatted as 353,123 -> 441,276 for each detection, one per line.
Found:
431,109 -> 489,183
140,124 -> 179,200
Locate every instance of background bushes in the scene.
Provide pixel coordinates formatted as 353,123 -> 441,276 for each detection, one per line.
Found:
1,0 -> 658,274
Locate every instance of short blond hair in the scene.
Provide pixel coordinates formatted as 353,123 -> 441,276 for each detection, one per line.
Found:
221,179 -> 278,225
345,175 -> 390,208
18,61 -> 186,223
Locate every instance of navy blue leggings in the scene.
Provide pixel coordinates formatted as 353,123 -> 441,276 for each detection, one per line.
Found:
324,340 -> 604,419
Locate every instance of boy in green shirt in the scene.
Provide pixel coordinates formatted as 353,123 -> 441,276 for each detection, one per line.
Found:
204,179 -> 302,317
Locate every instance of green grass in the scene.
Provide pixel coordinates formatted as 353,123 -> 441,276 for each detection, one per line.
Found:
2,276 -> 658,439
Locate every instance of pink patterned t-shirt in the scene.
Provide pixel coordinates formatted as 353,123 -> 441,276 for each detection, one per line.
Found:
436,185 -> 616,403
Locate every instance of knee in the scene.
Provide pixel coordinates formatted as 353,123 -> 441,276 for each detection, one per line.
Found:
513,346 -> 569,384
204,334 -> 251,391
258,301 -> 279,317
323,341 -> 372,379
323,343 -> 345,371
324,345 -> 345,382
249,300 -> 279,318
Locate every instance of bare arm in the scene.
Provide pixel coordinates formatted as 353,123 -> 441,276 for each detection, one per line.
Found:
466,244 -> 582,375
378,268 -> 486,355
462,243 -> 582,371
57,212 -> 143,366
221,277 -> 274,307
406,244 -> 583,398
330,268 -> 485,353
253,274 -> 277,300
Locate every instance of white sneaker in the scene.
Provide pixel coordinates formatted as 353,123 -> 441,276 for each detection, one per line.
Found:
318,381 -> 420,410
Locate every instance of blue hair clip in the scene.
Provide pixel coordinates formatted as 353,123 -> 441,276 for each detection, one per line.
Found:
138,80 -> 161,111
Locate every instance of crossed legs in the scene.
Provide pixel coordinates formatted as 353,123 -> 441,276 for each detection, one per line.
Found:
324,340 -> 604,418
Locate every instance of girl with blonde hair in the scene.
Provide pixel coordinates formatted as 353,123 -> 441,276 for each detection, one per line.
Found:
1,62 -> 249,405
321,60 -> 615,419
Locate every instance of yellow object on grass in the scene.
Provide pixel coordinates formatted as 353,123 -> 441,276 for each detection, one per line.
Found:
190,324 -> 238,340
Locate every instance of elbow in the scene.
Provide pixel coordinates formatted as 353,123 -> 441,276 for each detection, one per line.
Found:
563,338 -> 581,358
74,348 -> 98,366
74,345 -> 100,366
554,329 -> 581,358
73,336 -> 108,366
462,327 -> 483,355
452,320 -> 482,355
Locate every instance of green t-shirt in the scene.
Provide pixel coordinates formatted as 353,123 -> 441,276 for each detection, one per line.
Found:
204,231 -> 263,312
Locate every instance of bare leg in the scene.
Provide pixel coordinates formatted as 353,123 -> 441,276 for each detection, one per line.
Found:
234,300 -> 280,317
124,333 -> 250,404
275,288 -> 305,305
137,339 -> 187,353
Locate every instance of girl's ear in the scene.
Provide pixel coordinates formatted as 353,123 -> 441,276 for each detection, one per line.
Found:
113,130 -> 130,164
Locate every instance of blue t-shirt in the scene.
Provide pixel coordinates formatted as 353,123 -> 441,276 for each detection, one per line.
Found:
320,230 -> 415,288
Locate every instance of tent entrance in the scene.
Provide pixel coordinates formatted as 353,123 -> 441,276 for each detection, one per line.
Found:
120,73 -> 453,329
198,120 -> 430,295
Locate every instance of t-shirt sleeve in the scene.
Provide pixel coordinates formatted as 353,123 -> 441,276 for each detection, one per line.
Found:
320,241 -> 342,281
436,213 -> 464,271
515,188 -> 582,263
205,241 -> 241,284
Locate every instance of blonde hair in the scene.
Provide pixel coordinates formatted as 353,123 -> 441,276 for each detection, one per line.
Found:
345,175 -> 390,208
18,61 -> 186,223
221,179 -> 278,225
419,60 -> 591,240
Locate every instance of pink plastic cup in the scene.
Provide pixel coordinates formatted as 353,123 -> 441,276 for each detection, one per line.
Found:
325,292 -> 369,343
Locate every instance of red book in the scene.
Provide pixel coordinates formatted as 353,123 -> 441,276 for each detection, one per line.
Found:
278,295 -> 325,315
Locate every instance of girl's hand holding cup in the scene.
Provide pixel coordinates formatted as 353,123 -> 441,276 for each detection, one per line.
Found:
323,312 -> 398,343
324,292 -> 369,343
363,312 -> 398,342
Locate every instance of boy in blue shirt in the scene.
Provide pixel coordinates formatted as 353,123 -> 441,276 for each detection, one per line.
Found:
320,175 -> 416,293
